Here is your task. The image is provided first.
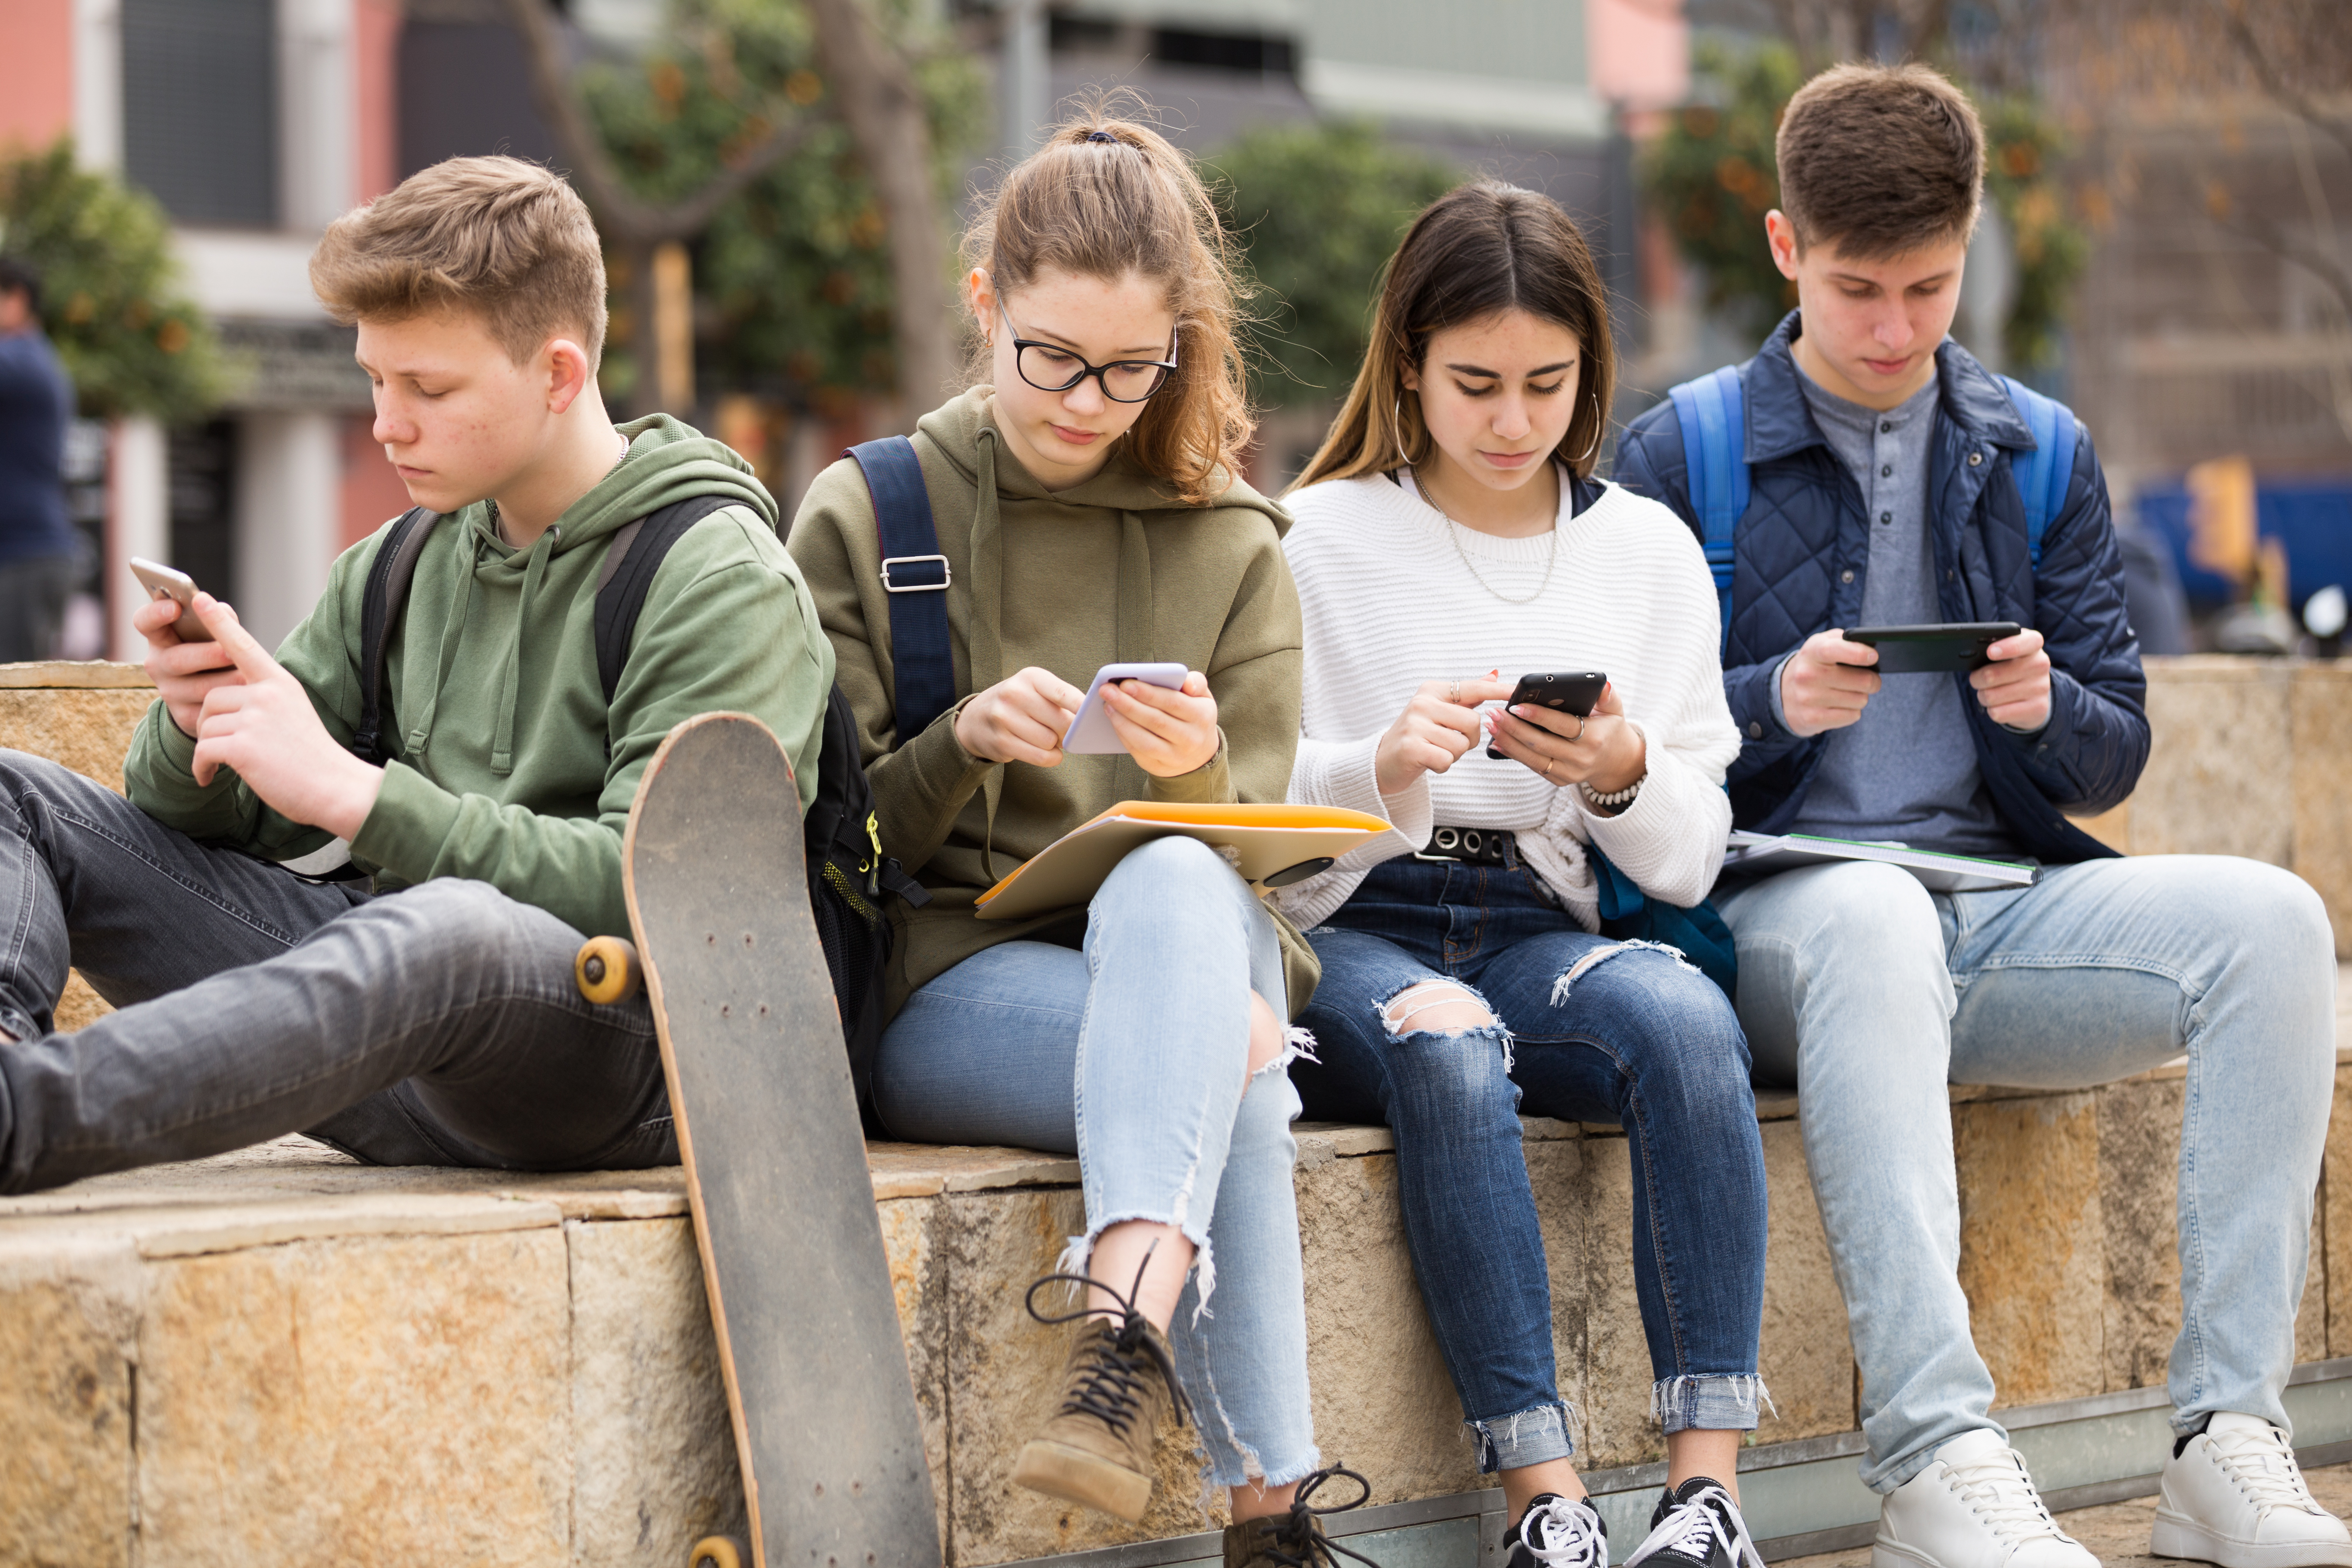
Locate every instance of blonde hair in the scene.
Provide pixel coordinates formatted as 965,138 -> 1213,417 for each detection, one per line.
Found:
962,97 -> 1252,506
1295,182 -> 1614,491
310,156 -> 608,366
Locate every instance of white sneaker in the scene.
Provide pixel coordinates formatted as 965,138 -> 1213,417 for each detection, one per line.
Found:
2153,1413 -> 2352,1568
1874,1429 -> 2101,1568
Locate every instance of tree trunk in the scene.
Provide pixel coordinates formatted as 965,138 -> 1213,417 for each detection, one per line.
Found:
802,0 -> 957,427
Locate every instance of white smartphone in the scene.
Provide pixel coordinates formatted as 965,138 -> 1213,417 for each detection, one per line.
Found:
1062,662 -> 1190,754
128,556 -> 210,642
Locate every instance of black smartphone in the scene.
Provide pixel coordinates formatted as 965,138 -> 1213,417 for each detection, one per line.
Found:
1844,622 -> 2021,674
1486,670 -> 1607,759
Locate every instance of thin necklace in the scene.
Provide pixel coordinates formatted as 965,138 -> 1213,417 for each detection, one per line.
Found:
1412,464 -> 1559,606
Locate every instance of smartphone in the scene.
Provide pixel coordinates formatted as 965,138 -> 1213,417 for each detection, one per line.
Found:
1486,670 -> 1608,760
1844,622 -> 2021,675
1062,662 -> 1190,754
129,557 -> 210,642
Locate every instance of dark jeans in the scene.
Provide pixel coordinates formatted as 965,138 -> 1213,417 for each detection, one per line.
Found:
0,750 -> 674,1194
1295,853 -> 1769,1471
0,554 -> 75,662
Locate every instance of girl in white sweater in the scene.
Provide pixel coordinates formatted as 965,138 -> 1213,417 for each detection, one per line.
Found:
1278,184 -> 1770,1568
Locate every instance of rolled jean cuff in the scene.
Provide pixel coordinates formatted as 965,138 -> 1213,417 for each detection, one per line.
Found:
1652,1374 -> 1773,1434
1467,1401 -> 1577,1472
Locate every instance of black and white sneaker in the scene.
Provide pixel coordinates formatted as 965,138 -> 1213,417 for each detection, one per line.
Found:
1509,1492 -> 1609,1568
1625,1478 -> 1766,1568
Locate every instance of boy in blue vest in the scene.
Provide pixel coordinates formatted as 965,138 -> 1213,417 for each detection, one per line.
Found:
1617,63 -> 2346,1568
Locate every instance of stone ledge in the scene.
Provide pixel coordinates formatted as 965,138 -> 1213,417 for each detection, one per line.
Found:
0,659 -> 154,689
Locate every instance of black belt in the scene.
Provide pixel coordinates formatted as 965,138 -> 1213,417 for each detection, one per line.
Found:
1414,827 -> 1515,866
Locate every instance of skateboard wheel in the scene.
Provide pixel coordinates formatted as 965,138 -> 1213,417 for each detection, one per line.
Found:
688,1536 -> 745,1568
575,934 -> 642,1005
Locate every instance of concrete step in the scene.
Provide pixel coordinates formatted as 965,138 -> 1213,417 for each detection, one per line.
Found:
8,1045 -> 2334,1568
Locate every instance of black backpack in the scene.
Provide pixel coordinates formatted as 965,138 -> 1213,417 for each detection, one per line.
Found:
351,485 -> 930,1117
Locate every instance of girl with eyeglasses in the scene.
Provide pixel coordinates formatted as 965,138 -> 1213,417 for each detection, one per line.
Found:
1275,183 -> 1772,1568
788,106 -> 1372,1567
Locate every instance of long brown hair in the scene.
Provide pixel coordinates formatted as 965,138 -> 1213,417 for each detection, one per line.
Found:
1292,181 -> 1614,490
961,96 -> 1253,506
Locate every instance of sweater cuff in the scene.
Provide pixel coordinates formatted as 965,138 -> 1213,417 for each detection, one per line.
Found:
1146,730 -> 1235,805
350,760 -> 463,883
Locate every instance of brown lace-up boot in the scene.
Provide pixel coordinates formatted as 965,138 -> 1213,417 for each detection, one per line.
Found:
1012,1260 -> 1193,1522
1223,1466 -> 1384,1567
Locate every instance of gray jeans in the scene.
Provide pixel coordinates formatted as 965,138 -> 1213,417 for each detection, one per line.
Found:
0,750 -> 674,1194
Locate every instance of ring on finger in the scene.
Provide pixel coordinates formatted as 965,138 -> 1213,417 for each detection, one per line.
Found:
1566,714 -> 1587,743
1542,757 -> 1556,781
1449,680 -> 1461,704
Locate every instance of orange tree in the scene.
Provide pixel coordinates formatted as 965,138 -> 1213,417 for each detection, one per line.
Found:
0,140 -> 229,420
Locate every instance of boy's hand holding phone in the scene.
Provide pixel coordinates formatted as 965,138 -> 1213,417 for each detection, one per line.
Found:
135,591 -> 243,736
176,593 -> 384,840
1968,627 -> 2051,731
1778,630 -> 1883,737
1376,674 -> 1511,796
1485,679 -> 1645,794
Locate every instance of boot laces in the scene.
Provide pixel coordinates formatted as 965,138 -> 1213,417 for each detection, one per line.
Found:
1520,1494 -> 1608,1568
2206,1423 -> 2324,1516
1264,1466 -> 1383,1567
1942,1449 -> 2078,1546
1024,1246 -> 1192,1433
1628,1485 -> 1765,1568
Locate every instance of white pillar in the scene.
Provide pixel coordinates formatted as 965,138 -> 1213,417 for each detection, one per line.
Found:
107,415 -> 167,662
72,0 -> 122,172
279,0 -> 355,230
1000,0 -> 1047,161
233,412 -> 341,654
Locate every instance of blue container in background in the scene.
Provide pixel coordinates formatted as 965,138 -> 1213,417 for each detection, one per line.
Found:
2137,478 -> 2352,616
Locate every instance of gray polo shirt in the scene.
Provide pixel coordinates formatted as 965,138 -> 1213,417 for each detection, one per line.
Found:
1779,365 -> 2021,857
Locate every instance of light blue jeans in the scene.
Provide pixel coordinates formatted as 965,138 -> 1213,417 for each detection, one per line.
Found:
872,835 -> 1320,1490
1718,855 -> 2336,1493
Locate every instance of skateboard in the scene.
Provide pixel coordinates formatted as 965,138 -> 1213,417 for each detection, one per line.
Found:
604,711 -> 940,1568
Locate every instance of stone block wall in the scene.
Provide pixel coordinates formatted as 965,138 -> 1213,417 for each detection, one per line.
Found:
2071,658 -> 2352,957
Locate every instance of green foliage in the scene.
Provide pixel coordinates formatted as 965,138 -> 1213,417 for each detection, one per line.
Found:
1978,98 -> 2087,371
582,0 -> 985,409
1210,120 -> 1462,408
1638,43 -> 2087,371
0,140 -> 231,421
1638,42 -> 1805,344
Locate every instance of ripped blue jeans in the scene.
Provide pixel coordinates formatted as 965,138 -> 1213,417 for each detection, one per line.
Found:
1295,854 -> 1768,1472
871,835 -> 1318,1491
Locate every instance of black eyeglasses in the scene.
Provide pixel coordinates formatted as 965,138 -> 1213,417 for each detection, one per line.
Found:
998,302 -> 1178,403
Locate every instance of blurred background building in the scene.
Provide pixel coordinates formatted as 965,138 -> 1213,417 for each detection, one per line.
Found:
0,0 -> 2344,659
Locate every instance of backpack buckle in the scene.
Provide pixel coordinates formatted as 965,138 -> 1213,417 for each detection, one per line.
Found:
879,554 -> 950,593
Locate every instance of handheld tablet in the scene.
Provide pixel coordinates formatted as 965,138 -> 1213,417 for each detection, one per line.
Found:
1487,670 -> 1607,759
129,556 -> 211,642
1844,622 -> 2021,674
1063,662 -> 1190,754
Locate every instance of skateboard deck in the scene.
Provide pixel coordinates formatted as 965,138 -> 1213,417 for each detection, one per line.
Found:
622,713 -> 940,1568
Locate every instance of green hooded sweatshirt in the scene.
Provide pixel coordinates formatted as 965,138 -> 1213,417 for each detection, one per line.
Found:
124,415 -> 834,940
787,386 -> 1316,1017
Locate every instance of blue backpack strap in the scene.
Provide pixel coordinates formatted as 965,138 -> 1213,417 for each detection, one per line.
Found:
1998,376 -> 2076,571
846,436 -> 958,743
1668,364 -> 1748,652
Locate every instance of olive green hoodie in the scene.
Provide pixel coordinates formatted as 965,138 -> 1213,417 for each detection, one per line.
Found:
787,386 -> 1315,1017
124,415 -> 834,940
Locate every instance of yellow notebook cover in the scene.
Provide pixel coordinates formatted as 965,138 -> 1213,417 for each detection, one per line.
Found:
974,801 -> 1391,921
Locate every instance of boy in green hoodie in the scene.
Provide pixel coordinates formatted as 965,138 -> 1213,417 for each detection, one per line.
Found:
0,156 -> 832,1194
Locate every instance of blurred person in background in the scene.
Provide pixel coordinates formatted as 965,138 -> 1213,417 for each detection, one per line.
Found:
0,257 -> 76,664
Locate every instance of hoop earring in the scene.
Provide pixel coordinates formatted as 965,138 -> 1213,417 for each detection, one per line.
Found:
1391,395 -> 1412,470
1571,394 -> 1604,464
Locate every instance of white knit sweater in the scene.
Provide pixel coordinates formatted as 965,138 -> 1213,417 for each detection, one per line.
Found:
1276,469 -> 1741,932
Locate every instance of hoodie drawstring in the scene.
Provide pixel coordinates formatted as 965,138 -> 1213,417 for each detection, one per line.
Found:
490,524 -> 560,775
401,534 -> 480,766
973,430 -> 1008,886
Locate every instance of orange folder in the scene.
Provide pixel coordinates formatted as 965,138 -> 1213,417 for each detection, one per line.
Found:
974,801 -> 1392,921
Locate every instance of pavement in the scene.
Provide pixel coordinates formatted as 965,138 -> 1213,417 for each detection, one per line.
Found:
1780,1463 -> 2352,1568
